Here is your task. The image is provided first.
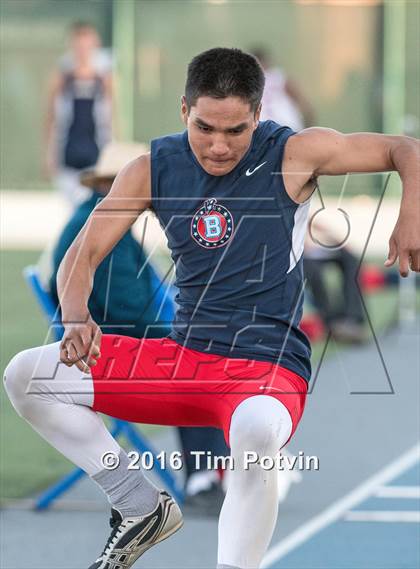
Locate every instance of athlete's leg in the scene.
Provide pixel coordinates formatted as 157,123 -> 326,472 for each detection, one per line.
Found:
3,342 -> 159,516
217,395 -> 293,569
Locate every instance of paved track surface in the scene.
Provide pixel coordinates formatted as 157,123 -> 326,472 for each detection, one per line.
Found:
266,459 -> 419,569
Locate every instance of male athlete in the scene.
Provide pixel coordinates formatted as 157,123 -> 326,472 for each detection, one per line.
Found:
4,48 -> 419,569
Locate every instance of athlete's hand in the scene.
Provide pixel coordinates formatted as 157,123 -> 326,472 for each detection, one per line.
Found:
385,208 -> 420,276
60,315 -> 102,372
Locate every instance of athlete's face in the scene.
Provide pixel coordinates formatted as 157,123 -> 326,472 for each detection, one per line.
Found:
181,96 -> 261,176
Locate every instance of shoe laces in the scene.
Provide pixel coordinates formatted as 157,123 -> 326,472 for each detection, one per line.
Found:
99,509 -> 123,558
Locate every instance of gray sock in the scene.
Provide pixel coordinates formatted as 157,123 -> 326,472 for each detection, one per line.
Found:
91,449 -> 160,518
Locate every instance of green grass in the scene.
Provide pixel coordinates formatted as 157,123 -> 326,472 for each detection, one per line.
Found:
0,250 -> 73,501
0,249 -> 404,501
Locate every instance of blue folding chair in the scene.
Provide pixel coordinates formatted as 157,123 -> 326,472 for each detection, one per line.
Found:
23,265 -> 184,509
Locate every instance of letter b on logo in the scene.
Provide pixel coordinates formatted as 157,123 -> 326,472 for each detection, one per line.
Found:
204,215 -> 221,238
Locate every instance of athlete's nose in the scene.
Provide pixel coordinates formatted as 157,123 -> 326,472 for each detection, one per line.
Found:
210,135 -> 229,157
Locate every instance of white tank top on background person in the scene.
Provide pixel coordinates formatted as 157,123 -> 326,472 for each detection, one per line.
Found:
260,68 -> 304,131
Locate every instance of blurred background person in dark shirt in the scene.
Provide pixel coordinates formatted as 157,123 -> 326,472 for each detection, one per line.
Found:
304,219 -> 366,344
44,21 -> 113,208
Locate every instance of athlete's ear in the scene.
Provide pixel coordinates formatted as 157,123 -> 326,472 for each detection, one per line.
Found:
180,95 -> 189,126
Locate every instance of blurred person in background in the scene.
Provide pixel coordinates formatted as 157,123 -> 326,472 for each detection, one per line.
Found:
304,219 -> 366,343
47,140 -> 229,514
251,46 -> 315,131
44,21 -> 113,207
48,142 -> 162,339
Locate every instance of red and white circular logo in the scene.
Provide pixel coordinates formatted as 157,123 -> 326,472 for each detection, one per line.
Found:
191,198 -> 234,249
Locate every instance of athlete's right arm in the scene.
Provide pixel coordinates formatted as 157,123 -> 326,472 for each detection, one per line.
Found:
57,154 -> 152,371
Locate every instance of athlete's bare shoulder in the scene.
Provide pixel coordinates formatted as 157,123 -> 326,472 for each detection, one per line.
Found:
103,152 -> 152,212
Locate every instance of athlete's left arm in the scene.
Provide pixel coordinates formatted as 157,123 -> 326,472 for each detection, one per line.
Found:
285,128 -> 420,276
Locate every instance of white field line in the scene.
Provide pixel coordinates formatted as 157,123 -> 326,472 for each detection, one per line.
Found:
344,511 -> 420,523
375,485 -> 420,499
261,443 -> 420,568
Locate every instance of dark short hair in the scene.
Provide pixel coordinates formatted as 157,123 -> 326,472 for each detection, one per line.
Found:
185,47 -> 265,114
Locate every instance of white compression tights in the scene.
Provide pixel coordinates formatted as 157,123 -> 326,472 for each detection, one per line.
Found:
4,342 -> 293,569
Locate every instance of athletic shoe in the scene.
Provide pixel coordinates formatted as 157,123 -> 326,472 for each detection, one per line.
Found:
88,490 -> 183,569
330,319 -> 366,344
183,482 -> 225,517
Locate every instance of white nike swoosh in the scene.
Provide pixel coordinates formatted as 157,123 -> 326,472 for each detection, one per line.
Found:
245,161 -> 267,176
259,385 -> 284,393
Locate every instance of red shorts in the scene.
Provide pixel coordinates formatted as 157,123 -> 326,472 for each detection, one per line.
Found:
91,335 -> 308,446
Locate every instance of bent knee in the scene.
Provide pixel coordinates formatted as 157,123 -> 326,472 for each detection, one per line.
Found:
229,396 -> 292,455
3,350 -> 35,417
4,343 -> 93,416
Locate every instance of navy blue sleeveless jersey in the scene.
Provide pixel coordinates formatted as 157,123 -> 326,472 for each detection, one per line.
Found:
151,120 -> 312,381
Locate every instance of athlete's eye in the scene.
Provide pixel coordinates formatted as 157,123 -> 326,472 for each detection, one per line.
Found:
228,129 -> 243,135
197,124 -> 211,132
